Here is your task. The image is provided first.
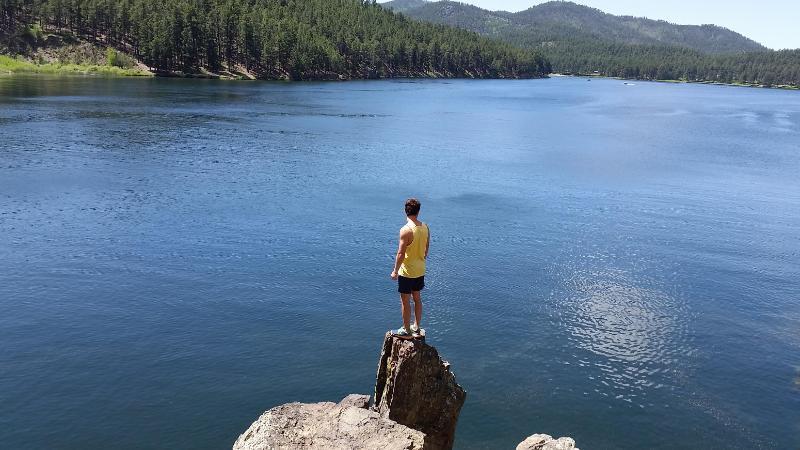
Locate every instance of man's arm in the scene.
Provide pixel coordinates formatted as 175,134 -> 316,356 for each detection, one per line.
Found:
391,227 -> 413,280
425,225 -> 430,259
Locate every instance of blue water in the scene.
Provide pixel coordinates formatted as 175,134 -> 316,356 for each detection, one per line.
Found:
1,76 -> 799,449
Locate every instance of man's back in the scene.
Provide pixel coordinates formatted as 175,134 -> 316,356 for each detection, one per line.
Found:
398,221 -> 428,279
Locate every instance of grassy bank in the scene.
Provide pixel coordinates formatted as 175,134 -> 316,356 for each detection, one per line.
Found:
0,55 -> 152,77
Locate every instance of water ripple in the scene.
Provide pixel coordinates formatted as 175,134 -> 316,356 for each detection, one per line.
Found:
554,266 -> 691,403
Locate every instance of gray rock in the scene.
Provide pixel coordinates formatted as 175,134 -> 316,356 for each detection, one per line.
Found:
517,434 -> 551,450
373,331 -> 466,450
234,332 -> 469,450
338,394 -> 371,409
233,398 -> 425,450
517,434 -> 579,450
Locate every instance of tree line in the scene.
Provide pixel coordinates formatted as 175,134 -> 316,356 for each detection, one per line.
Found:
1,0 -> 551,80
519,37 -> 800,87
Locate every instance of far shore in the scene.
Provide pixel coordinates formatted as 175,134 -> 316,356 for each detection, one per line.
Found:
552,72 -> 799,91
2,59 -> 797,91
0,59 -> 549,81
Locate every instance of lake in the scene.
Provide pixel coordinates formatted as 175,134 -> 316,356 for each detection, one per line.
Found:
1,75 -> 798,449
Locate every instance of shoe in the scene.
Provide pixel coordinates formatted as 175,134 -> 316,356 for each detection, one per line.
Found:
396,327 -> 412,336
411,324 -> 420,333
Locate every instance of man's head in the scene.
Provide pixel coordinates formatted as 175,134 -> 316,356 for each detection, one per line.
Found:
405,198 -> 421,217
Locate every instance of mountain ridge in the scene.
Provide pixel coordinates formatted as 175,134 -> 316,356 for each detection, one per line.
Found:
382,0 -> 766,54
382,0 -> 799,87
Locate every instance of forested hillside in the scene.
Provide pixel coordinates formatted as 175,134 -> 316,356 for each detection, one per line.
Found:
541,39 -> 800,85
512,1 -> 765,54
385,0 -> 430,12
385,1 -> 765,53
0,0 -> 550,80
384,0 -> 800,86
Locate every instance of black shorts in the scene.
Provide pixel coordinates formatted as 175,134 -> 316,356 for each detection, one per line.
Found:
398,275 -> 425,294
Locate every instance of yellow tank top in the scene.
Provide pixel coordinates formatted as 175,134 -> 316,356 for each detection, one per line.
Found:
399,222 -> 428,278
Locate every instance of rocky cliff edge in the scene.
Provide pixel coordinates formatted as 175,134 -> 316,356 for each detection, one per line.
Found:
233,332 -> 578,449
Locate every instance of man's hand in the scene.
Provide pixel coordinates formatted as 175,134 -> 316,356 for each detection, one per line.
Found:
391,271 -> 398,280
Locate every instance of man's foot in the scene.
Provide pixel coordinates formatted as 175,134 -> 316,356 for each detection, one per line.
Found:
411,324 -> 420,333
396,327 -> 412,336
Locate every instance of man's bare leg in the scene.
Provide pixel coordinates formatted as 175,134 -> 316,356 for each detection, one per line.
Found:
412,290 -> 423,330
400,293 -> 412,332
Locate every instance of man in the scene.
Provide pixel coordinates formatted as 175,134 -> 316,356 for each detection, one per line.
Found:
390,198 -> 430,337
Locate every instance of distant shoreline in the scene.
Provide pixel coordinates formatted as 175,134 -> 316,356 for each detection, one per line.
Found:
2,63 -> 795,91
0,57 -> 549,81
551,72 -> 800,91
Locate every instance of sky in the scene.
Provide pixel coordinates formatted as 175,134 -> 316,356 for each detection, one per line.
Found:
386,0 -> 800,49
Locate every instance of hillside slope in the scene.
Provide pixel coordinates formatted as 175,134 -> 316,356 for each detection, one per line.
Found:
384,0 -> 766,54
384,0 -> 430,13
0,23 -> 155,76
383,0 -> 799,86
514,1 -> 766,54
1,0 -> 550,80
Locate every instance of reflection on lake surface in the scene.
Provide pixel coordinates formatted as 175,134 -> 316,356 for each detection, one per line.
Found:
558,267 -> 689,404
0,75 -> 799,449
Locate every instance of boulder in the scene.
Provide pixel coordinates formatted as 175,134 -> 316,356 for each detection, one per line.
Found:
373,332 -> 466,450
233,396 -> 425,450
338,394 -> 371,409
517,434 -> 580,450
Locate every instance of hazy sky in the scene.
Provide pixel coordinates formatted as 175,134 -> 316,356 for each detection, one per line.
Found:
386,0 -> 800,49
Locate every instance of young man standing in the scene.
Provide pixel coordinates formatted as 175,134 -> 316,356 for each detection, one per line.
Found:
390,198 -> 430,337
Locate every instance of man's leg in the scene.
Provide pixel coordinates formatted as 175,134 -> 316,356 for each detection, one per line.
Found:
400,293 -> 412,332
411,290 -> 422,329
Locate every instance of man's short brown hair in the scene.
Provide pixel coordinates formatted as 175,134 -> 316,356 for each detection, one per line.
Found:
405,198 -> 421,216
